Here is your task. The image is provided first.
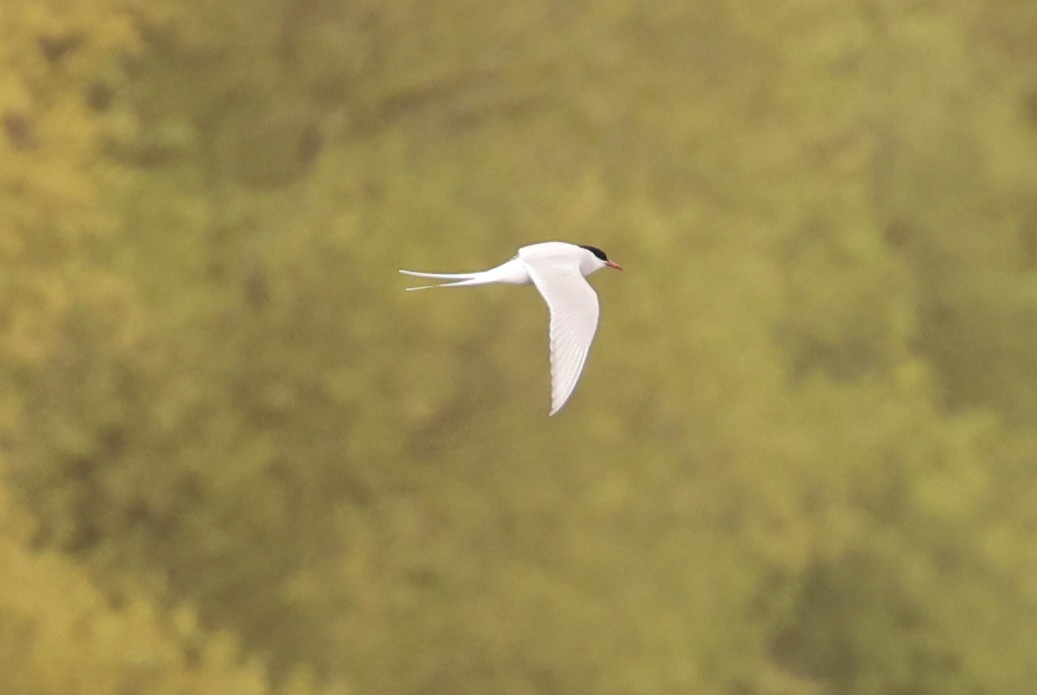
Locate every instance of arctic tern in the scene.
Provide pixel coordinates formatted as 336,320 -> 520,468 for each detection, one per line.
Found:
400,241 -> 623,415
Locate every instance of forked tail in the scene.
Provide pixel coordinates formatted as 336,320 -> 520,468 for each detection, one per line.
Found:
398,269 -> 484,291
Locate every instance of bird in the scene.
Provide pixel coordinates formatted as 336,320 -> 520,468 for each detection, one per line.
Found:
400,241 -> 623,415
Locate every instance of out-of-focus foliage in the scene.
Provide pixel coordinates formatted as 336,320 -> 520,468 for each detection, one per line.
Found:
0,483 -> 345,695
3,0 -> 1037,693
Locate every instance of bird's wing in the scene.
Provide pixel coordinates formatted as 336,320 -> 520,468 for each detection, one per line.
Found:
523,260 -> 600,415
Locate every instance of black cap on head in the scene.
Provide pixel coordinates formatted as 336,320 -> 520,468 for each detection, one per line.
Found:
578,244 -> 609,262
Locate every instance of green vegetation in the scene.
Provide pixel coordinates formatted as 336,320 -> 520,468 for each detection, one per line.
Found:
3,1 -> 1036,693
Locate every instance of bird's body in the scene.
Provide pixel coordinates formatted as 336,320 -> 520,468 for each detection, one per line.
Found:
400,241 -> 623,415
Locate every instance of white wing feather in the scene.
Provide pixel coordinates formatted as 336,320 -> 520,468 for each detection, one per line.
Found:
523,260 -> 600,415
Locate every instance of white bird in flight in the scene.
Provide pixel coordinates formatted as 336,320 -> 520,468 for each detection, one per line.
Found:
400,241 -> 623,415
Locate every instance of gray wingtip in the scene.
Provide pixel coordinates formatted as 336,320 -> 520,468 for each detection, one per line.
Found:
548,397 -> 567,416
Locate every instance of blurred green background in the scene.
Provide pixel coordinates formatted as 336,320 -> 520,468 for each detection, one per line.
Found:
3,1 -> 1037,693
